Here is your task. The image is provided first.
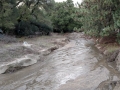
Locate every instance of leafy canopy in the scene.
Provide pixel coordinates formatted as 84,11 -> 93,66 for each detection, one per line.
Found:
51,0 -> 82,33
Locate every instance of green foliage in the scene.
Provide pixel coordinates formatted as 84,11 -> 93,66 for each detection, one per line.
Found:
80,0 -> 120,40
2,0 -> 120,42
0,0 -> 14,33
51,0 -> 82,33
80,0 -> 113,36
0,0 -> 54,35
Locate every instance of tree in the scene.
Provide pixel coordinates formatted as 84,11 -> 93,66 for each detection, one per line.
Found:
0,0 -> 55,35
51,0 -> 82,33
80,0 -> 116,37
0,0 -> 15,34
15,0 -> 54,35
112,0 -> 120,37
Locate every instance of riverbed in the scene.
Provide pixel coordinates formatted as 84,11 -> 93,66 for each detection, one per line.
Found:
0,33 -> 120,90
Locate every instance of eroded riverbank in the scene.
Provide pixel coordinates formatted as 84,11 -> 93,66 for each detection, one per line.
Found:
0,33 -> 120,90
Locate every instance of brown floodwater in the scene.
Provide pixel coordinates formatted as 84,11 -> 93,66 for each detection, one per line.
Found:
0,34 -> 120,90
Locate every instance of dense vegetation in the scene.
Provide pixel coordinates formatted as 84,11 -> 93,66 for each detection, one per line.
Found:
0,0 -> 54,36
0,0 -> 82,35
79,0 -> 120,42
1,0 -> 120,42
51,0 -> 81,33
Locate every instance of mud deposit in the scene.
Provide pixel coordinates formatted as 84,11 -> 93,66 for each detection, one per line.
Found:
0,33 -> 120,90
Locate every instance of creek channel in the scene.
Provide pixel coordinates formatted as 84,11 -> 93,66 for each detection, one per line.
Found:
0,33 -> 120,90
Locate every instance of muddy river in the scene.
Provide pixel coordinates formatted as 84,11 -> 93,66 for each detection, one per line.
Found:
0,33 -> 120,90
